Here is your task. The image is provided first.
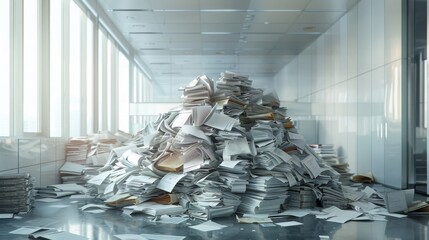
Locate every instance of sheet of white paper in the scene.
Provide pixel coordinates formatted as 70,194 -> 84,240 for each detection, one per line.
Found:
385,191 -> 408,213
48,204 -> 70,208
86,209 -> 106,214
140,233 -> 186,240
36,231 -> 88,240
157,173 -> 187,193
275,221 -> 303,227
80,204 -> 112,211
270,208 -> 312,218
223,138 -> 251,157
114,234 -> 146,240
301,155 -> 323,178
156,216 -> 188,224
87,170 -> 113,185
179,125 -> 212,144
0,213 -> 14,219
189,220 -> 228,232
35,198 -> 61,203
367,208 -> 407,218
9,226 -> 45,235
69,194 -> 94,199
326,210 -> 362,224
205,112 -> 237,131
60,162 -> 84,173
48,183 -> 88,193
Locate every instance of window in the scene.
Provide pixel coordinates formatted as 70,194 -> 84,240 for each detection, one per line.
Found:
86,18 -> 94,134
118,51 -> 129,132
69,1 -> 82,136
23,0 -> 39,132
0,0 -> 10,136
50,0 -> 62,137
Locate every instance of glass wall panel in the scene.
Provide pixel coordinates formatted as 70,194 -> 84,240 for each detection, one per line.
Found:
0,0 -> 10,136
23,0 -> 39,132
50,0 -> 62,137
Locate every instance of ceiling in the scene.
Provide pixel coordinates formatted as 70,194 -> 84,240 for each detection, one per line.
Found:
99,0 -> 359,83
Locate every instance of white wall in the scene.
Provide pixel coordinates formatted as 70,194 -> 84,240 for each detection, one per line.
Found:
0,138 -> 67,187
274,0 -> 407,188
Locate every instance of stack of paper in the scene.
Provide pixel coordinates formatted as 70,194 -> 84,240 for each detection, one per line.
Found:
287,185 -> 317,208
180,75 -> 214,107
320,181 -> 348,209
59,161 -> 85,184
238,176 -> 288,214
65,137 -> 91,163
35,183 -> 87,198
0,173 -> 34,213
83,71 -> 348,220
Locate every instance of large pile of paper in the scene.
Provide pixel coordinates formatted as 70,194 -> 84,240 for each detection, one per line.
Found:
0,173 -> 34,213
87,71 -> 344,219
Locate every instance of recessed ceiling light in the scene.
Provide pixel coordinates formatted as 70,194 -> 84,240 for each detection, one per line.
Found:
303,26 -> 316,32
264,22 -> 270,25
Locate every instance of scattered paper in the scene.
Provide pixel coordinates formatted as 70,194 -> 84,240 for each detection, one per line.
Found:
0,213 -> 14,219
189,220 -> 228,232
275,221 -> 303,227
270,208 -> 312,218
36,198 -> 62,203
85,209 -> 106,214
69,194 -> 94,199
156,216 -> 188,224
236,215 -> 272,224
114,234 -> 146,240
80,204 -> 112,211
87,170 -> 113,185
140,233 -> 186,240
259,223 -> 277,227
48,204 -> 71,208
157,173 -> 187,193
9,226 -> 47,235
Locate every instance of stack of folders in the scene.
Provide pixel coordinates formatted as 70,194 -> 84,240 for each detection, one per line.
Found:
35,183 -> 87,198
0,173 -> 34,213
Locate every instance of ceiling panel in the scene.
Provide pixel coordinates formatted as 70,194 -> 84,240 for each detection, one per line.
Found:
99,0 -> 358,83
246,23 -> 290,33
248,0 -> 311,10
154,12 -> 200,24
149,0 -> 200,10
102,0 -> 152,9
162,24 -> 201,33
296,12 -> 345,24
201,12 -> 247,24
200,0 -> 251,9
305,0 -> 358,12
252,12 -> 301,24
244,34 -> 283,42
201,24 -> 243,32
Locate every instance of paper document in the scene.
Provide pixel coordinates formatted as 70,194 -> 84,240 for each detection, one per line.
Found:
275,221 -> 303,227
189,220 -> 228,232
157,173 -> 187,192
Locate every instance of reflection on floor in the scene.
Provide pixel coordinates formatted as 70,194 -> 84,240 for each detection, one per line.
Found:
1,185 -> 429,240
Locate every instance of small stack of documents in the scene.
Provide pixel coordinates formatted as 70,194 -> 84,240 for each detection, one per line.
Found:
65,137 -> 91,163
35,183 -> 87,198
59,161 -> 86,184
0,173 -> 34,213
287,185 -> 317,208
180,75 -> 214,107
238,176 -> 288,214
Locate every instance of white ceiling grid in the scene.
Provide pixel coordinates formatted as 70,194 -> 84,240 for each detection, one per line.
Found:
99,0 -> 359,83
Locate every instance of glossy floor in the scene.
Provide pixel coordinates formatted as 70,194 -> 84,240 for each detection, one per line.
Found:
1,195 -> 429,240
